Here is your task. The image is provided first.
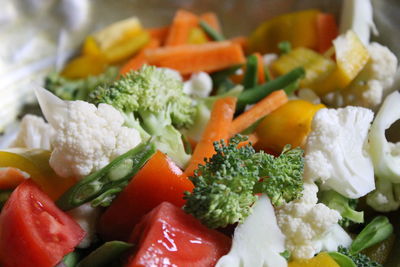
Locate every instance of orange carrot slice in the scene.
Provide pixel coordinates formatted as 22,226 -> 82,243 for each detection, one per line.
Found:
147,26 -> 170,45
119,39 -> 160,75
184,97 -> 237,176
229,90 -> 288,136
0,167 -> 29,190
145,41 -> 246,75
254,53 -> 265,84
316,13 -> 338,53
200,12 -> 222,33
231,36 -> 248,51
165,10 -> 199,46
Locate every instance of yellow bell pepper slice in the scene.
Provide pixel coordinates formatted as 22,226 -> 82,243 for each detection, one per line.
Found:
82,36 -> 103,57
311,30 -> 370,96
256,100 -> 325,153
248,9 -> 320,54
272,47 -> 335,88
188,27 -> 209,44
103,31 -> 150,64
289,252 -> 340,267
61,55 -> 107,79
0,149 -> 76,200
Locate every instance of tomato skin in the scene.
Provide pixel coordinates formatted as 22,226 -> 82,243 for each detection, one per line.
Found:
99,151 -> 194,241
125,202 -> 231,267
0,180 -> 85,267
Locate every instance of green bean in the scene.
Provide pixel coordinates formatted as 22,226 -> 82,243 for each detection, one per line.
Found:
60,252 -> 80,267
57,142 -> 156,211
211,64 -> 242,92
199,20 -> 225,41
242,54 -> 259,89
236,67 -> 305,113
77,241 -> 132,267
278,41 -> 292,54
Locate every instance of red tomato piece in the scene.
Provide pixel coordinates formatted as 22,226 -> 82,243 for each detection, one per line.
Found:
125,202 -> 231,267
99,151 -> 194,241
0,180 -> 85,267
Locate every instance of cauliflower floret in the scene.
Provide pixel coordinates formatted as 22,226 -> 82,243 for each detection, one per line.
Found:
35,87 -> 141,178
326,43 -> 398,110
11,114 -> 55,150
183,72 -> 213,99
304,106 -> 375,198
276,182 -> 343,260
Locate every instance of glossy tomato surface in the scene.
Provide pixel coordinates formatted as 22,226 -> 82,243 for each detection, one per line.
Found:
126,202 -> 231,267
0,180 -> 85,267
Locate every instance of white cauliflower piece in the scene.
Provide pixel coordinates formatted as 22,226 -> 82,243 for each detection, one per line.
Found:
297,88 -> 321,104
35,87 -> 142,178
342,43 -> 398,109
276,182 -> 342,260
216,195 -> 287,267
11,114 -> 55,150
67,203 -> 100,248
304,107 -> 375,198
183,72 -> 213,99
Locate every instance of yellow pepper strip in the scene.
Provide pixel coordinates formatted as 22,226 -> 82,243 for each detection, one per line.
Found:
248,9 -> 320,54
188,27 -> 209,44
103,31 -> 150,64
61,55 -> 107,79
289,252 -> 340,267
311,30 -> 370,96
256,100 -> 325,153
0,149 -> 76,200
82,36 -> 103,57
272,47 -> 335,88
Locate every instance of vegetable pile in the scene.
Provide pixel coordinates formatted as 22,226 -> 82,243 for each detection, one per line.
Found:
1,1 -> 400,266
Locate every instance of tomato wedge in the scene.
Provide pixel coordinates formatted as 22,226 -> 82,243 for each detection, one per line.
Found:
0,180 -> 85,267
126,202 -> 231,267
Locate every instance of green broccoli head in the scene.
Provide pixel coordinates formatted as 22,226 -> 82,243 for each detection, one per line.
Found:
337,246 -> 382,267
184,135 -> 304,229
89,65 -> 195,129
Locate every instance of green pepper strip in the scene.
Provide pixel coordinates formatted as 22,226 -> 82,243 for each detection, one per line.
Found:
56,142 -> 156,211
242,54 -> 259,89
328,252 -> 357,267
76,241 -> 132,267
199,20 -> 225,41
236,67 -> 305,113
350,216 -> 393,254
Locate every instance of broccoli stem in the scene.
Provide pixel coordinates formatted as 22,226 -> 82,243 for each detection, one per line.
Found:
199,20 -> 225,41
242,54 -> 259,89
236,67 -> 305,112
56,142 -> 156,211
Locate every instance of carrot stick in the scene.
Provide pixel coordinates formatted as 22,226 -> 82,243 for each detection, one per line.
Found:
119,39 -> 160,75
184,97 -> 237,176
147,26 -> 169,45
316,13 -> 338,53
0,167 -> 28,190
254,53 -> 265,84
229,90 -> 288,136
145,41 -> 246,75
237,132 -> 260,148
200,12 -> 221,33
165,10 -> 199,46
231,36 -> 248,51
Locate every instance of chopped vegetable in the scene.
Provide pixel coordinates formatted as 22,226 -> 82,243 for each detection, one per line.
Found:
288,253 -> 340,267
242,54 -> 259,89
0,167 -> 29,190
199,20 -> 225,41
56,142 -> 156,211
184,97 -> 236,176
200,12 -> 222,33
187,26 -> 209,44
61,55 -> 107,79
165,9 -> 199,46
0,180 -> 85,267
145,41 -> 246,75
126,202 -> 231,267
317,13 -> 339,53
147,26 -> 169,45
89,65 -> 194,168
337,247 -> 382,267
98,150 -> 193,241
278,41 -> 292,54
76,241 -> 132,267
184,135 -> 304,228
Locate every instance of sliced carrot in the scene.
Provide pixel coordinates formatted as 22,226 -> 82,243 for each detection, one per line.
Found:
145,41 -> 246,75
147,26 -> 169,45
229,90 -> 288,137
231,36 -> 248,51
184,97 -> 237,176
200,12 -> 221,33
0,167 -> 28,190
254,53 -> 265,84
119,39 -> 160,75
165,10 -> 199,46
316,13 -> 338,53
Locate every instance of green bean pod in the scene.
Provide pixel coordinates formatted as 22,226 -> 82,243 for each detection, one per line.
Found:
199,20 -> 225,41
77,241 -> 132,267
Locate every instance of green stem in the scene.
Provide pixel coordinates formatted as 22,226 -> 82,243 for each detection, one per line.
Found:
76,241 -> 132,267
242,54 -> 259,89
199,20 -> 225,41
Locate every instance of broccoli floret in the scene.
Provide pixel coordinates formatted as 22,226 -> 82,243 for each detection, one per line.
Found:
337,246 -> 382,267
183,135 -> 304,228
318,190 -> 364,228
44,67 -> 119,101
88,65 -> 195,168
